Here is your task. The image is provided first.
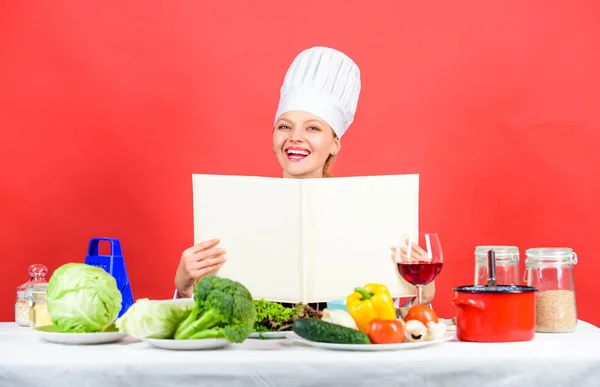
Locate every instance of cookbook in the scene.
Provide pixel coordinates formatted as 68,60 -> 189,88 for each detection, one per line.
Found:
192,173 -> 419,304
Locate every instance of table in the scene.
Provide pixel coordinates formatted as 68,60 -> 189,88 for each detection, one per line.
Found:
1,321 -> 599,387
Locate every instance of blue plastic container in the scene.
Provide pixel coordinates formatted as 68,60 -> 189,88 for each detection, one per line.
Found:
326,299 -> 348,312
84,237 -> 134,318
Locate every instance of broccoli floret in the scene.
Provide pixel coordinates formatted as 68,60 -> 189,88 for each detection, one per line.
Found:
173,276 -> 256,343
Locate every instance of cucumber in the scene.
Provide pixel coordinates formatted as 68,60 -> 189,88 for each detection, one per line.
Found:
293,318 -> 370,345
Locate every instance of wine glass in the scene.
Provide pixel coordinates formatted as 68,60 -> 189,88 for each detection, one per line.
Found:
394,232 -> 443,305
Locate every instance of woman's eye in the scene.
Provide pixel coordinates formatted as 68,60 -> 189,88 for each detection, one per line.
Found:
278,125 -> 290,130
308,126 -> 321,131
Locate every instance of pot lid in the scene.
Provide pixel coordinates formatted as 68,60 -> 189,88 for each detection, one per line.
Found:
453,285 -> 538,293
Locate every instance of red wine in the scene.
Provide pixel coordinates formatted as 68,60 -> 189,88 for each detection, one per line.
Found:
397,262 -> 443,285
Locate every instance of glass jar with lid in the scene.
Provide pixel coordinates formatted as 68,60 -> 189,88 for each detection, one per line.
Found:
29,283 -> 52,329
474,246 -> 520,286
15,264 -> 48,326
525,247 -> 578,333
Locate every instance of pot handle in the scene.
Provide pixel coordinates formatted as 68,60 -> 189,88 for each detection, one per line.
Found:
452,298 -> 486,310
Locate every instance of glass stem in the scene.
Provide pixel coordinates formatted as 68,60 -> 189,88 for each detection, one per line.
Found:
416,285 -> 423,305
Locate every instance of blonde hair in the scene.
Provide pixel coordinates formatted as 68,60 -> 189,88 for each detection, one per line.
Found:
323,153 -> 337,178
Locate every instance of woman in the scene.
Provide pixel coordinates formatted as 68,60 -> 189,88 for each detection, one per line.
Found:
174,46 -> 435,308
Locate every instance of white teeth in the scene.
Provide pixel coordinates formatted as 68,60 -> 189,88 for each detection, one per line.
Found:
286,149 -> 309,156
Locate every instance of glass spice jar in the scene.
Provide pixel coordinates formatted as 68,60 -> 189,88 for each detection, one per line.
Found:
474,246 -> 520,286
15,290 -> 30,327
29,283 -> 51,329
15,264 -> 49,326
525,247 -> 578,333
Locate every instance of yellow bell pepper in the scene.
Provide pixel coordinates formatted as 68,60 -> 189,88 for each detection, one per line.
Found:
346,283 -> 397,333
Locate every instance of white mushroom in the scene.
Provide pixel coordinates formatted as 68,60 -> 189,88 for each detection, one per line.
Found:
426,320 -> 447,340
404,319 -> 447,342
404,319 -> 429,342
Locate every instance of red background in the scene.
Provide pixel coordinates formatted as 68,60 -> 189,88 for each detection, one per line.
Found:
1,1 -> 599,325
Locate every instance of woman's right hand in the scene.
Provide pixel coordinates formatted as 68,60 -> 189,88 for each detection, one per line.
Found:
174,238 -> 227,298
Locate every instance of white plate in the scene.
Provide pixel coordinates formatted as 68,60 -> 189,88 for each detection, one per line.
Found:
249,331 -> 289,339
143,337 -> 230,350
35,325 -> 126,345
286,332 -> 454,351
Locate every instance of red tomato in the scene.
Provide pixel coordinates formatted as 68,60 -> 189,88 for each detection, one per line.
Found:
366,319 -> 405,344
404,305 -> 439,325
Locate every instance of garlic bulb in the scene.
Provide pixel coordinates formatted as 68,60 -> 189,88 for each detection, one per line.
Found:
321,309 -> 358,330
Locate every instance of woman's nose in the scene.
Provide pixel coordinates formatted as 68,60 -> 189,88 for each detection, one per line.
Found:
290,127 -> 304,142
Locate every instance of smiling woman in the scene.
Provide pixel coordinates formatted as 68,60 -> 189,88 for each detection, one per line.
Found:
173,46 -> 435,310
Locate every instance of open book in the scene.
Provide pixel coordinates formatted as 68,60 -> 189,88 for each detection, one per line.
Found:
192,174 -> 419,304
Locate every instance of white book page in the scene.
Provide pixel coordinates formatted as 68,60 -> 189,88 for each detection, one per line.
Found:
192,175 -> 303,302
301,174 -> 419,302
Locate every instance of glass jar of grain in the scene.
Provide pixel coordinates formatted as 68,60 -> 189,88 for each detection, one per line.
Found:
14,289 -> 31,327
475,246 -> 520,286
525,247 -> 578,333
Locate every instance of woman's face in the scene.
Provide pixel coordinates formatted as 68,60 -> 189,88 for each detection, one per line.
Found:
272,110 -> 340,179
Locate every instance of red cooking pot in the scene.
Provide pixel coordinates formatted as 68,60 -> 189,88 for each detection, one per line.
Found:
452,250 -> 538,342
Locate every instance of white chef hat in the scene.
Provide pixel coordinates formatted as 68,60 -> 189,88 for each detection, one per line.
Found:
274,46 -> 361,138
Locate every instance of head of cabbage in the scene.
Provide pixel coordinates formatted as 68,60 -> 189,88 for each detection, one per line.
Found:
115,298 -> 194,339
46,263 -> 122,333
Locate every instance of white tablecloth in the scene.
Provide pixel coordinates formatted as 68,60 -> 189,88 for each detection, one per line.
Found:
1,321 -> 599,387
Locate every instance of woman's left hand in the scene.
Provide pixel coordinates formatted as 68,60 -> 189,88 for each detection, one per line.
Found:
391,240 -> 429,262
390,245 -> 436,306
